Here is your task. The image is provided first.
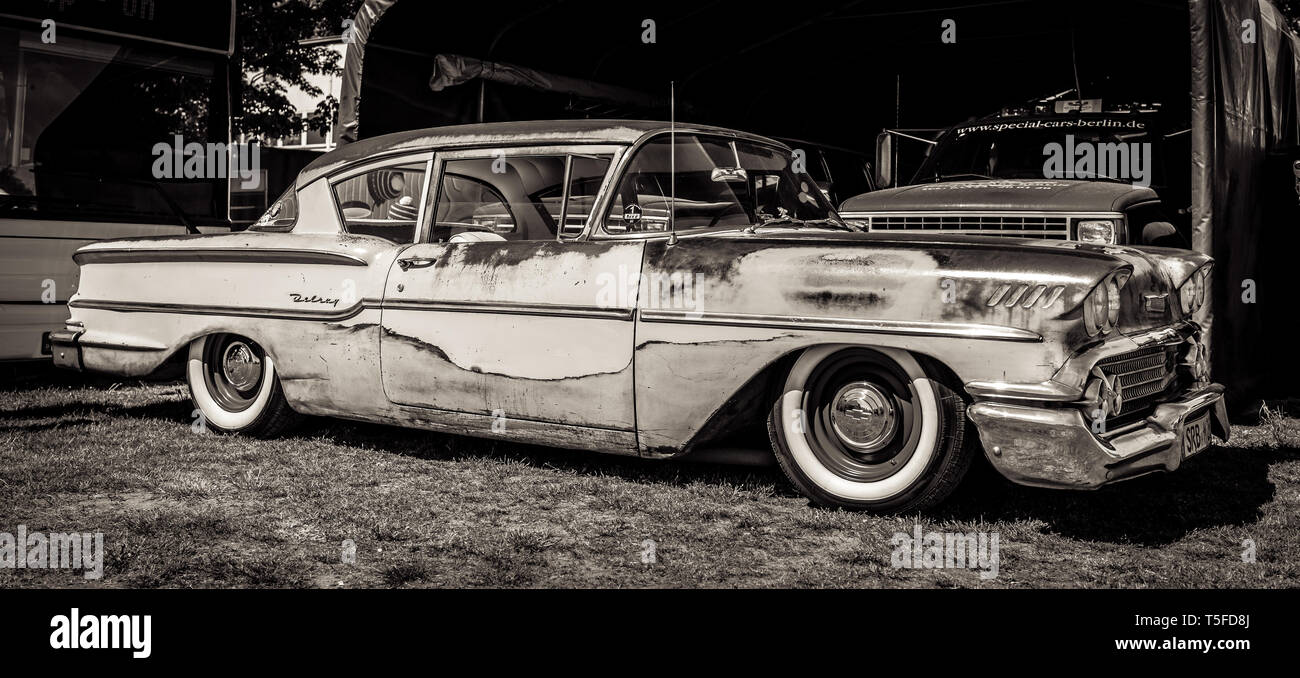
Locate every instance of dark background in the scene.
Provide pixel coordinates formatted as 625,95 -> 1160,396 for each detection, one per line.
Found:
355,0 -> 1192,153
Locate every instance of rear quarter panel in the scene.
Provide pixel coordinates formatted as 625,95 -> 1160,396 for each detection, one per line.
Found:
68,232 -> 400,417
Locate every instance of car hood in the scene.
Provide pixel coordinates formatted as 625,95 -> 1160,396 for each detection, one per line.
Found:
839,179 -> 1156,213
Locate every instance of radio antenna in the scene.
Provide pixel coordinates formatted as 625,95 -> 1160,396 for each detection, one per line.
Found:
1070,27 -> 1083,110
668,80 -> 678,246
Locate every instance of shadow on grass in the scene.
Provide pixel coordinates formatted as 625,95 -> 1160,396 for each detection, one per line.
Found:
936,444 -> 1297,546
299,416 -> 1293,546
0,362 -> 134,393
0,398 -> 192,429
4,383 -> 1293,546
294,416 -> 798,496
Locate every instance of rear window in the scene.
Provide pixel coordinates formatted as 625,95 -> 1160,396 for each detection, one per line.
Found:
249,187 -> 298,232
332,162 -> 427,244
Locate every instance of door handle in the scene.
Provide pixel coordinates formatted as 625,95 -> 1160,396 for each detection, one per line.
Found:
397,256 -> 436,271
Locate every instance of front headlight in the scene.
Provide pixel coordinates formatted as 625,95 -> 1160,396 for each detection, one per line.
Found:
1083,280 -> 1109,336
1178,263 -> 1212,316
1083,269 -> 1131,337
1106,270 -> 1129,327
1075,219 -> 1117,244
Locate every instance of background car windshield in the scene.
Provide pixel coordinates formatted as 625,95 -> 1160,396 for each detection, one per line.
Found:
604,135 -> 835,233
917,123 -> 1161,183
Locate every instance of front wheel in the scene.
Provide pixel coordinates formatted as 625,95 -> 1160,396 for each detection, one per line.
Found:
187,333 -> 300,437
767,346 -> 973,512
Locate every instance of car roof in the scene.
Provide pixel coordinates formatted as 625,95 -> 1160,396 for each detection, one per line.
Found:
296,119 -> 787,188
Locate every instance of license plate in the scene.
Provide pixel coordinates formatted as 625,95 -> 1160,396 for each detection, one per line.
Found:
1183,412 -> 1212,459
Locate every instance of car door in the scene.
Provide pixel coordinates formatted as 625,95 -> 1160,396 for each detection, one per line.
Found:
378,146 -> 643,431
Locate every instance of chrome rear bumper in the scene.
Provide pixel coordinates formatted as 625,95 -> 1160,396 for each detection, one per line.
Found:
967,383 -> 1229,489
49,329 -> 83,371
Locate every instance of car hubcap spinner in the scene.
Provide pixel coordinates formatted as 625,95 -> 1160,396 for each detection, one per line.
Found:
221,341 -> 262,391
829,381 -> 897,452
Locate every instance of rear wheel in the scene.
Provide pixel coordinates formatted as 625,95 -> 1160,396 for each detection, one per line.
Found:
767,346 -> 973,512
187,333 -> 299,436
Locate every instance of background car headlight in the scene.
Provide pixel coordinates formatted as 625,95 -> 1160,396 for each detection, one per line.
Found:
1178,264 -> 1212,315
1076,219 -> 1117,244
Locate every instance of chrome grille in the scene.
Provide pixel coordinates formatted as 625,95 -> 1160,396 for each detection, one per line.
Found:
1096,345 -> 1178,417
850,213 -> 1070,239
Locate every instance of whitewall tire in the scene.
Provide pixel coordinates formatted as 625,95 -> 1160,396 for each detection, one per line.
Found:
186,334 -> 300,436
767,346 -> 973,512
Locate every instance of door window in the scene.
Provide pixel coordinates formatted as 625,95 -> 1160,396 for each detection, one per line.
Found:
431,154 -> 612,242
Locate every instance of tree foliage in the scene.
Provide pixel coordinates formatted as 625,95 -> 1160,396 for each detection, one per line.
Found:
236,0 -> 358,142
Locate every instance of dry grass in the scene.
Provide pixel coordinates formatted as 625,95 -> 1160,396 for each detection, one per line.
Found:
2,370 -> 1297,588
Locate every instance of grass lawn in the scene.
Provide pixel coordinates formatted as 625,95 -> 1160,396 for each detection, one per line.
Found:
2,371 -> 1298,588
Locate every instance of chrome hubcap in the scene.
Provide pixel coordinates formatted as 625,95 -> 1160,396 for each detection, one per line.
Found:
829,381 -> 896,452
221,341 -> 261,391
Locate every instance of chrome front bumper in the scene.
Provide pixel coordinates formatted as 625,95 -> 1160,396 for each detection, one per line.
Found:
966,383 -> 1229,489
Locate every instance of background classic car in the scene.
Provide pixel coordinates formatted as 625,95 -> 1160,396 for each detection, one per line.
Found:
50,121 -> 1227,512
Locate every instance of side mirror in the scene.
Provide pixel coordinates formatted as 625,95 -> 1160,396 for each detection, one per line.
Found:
874,132 -> 893,189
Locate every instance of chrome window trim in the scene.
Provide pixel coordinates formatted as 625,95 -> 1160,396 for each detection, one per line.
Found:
325,151 -> 435,245
418,144 -> 626,244
588,130 -> 824,241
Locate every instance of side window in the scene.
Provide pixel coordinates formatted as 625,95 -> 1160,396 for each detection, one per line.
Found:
431,154 -> 611,242
332,161 -> 426,244
603,135 -> 823,234
562,155 -> 613,236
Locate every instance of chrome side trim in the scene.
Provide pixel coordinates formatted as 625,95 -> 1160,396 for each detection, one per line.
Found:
69,298 -> 381,321
638,309 -> 1043,342
72,248 -> 370,267
382,299 -> 635,321
69,297 -> 634,322
845,210 -> 1125,218
964,380 -> 1081,402
77,339 -> 168,352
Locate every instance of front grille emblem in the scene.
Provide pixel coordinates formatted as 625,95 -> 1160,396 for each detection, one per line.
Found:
1143,293 -> 1168,314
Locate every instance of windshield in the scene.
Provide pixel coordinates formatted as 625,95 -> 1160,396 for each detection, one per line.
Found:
915,117 -> 1163,186
603,134 -> 847,233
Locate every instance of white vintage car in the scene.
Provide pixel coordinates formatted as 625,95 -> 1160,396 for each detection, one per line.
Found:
51,121 -> 1229,512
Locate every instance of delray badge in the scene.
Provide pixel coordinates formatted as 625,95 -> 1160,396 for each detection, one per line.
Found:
623,203 -> 643,226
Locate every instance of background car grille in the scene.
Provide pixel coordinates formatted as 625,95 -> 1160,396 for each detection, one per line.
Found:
1096,345 -> 1179,419
848,213 -> 1070,239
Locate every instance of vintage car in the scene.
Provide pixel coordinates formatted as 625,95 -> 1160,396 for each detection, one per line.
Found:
50,120 -> 1229,512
